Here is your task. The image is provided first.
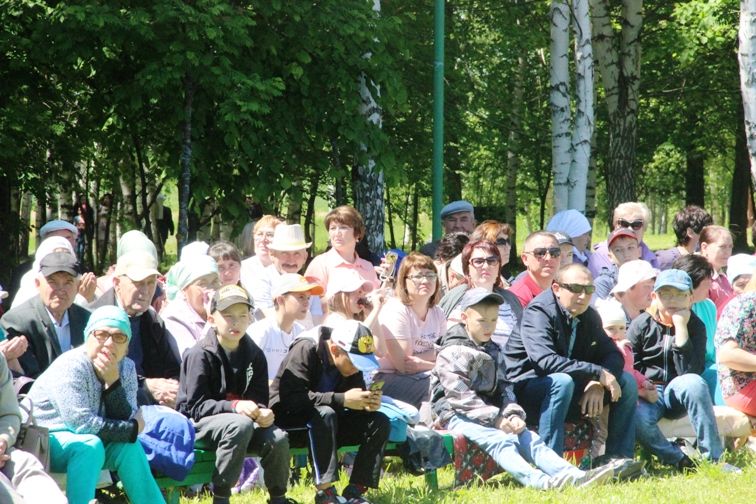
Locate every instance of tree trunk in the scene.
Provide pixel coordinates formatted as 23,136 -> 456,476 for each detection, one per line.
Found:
286,179 -> 303,224
304,171 -> 319,245
506,56 -> 525,262
411,183 -> 420,251
353,0 -> 385,255
739,0 -> 756,184
591,0 -> 643,219
568,0 -> 594,212
178,74 -> 196,253
330,137 -> 348,206
732,95 -> 752,250
385,183 -> 397,249
551,0 -> 572,212
685,150 -> 706,207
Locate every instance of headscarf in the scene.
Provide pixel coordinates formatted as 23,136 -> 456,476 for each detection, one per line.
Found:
180,241 -> 210,262
84,305 -> 132,342
11,236 -> 76,309
546,209 -> 592,238
165,255 -> 218,301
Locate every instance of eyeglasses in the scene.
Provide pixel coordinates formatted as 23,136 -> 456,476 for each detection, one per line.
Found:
557,283 -> 596,295
408,273 -> 438,283
92,330 -> 129,345
495,237 -> 511,247
656,290 -> 690,301
618,219 -> 644,231
469,256 -> 499,267
525,247 -> 561,259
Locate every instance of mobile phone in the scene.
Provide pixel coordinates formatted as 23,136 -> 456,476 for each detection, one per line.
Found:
369,380 -> 385,392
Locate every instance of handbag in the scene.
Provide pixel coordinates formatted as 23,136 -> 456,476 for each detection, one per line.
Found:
15,397 -> 51,472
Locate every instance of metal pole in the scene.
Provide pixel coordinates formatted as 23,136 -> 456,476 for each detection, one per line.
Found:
432,0 -> 445,241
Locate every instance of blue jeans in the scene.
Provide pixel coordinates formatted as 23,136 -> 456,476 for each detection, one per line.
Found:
515,371 -> 637,457
447,415 -> 582,489
635,373 -> 723,464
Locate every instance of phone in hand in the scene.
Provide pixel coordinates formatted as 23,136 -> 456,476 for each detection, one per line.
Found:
369,380 -> 385,392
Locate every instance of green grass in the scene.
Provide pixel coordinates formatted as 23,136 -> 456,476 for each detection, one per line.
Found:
178,450 -> 756,504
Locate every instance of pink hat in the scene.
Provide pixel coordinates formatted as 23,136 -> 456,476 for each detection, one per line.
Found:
325,270 -> 374,300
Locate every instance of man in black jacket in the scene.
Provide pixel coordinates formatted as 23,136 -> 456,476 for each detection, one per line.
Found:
177,285 -> 293,504
89,249 -> 180,406
504,263 -> 638,459
270,320 -> 390,504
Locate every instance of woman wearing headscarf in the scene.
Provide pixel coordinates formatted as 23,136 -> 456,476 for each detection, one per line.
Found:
161,255 -> 220,359
546,209 -> 593,267
27,306 -> 165,504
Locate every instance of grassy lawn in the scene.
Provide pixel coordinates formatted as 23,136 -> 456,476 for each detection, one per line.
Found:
179,450 -> 755,504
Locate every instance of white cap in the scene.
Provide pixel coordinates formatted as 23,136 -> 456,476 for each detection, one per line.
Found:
115,250 -> 161,281
727,254 -> 756,284
597,300 -> 627,327
325,270 -> 374,300
271,273 -> 324,299
611,259 -> 659,295
449,254 -> 464,277
39,219 -> 78,238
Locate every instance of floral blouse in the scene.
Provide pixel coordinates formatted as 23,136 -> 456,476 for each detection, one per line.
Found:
714,291 -> 756,398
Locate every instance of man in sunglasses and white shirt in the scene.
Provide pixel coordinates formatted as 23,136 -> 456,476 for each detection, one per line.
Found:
504,263 -> 639,465
509,231 -> 562,308
588,202 -> 659,278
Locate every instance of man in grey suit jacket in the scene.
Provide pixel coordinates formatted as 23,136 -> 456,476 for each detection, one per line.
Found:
0,252 -> 90,379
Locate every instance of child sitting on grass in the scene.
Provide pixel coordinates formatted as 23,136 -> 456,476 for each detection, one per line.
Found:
430,288 -> 616,490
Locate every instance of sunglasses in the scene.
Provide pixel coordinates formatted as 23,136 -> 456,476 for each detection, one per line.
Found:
557,283 -> 596,295
525,247 -> 561,259
469,256 -> 500,267
618,219 -> 644,231
92,330 -> 129,345
495,237 -> 511,247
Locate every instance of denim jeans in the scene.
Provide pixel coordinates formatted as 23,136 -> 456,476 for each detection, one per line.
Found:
515,371 -> 638,457
447,415 -> 582,489
635,373 -> 723,465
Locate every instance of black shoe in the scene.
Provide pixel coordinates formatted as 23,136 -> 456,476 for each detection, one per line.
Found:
342,484 -> 371,504
676,454 -> 696,472
270,497 -> 302,504
315,487 -> 347,504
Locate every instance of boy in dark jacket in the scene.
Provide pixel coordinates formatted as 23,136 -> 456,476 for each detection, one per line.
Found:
430,288 -> 614,489
177,285 -> 296,504
627,269 -> 739,473
270,319 -> 390,504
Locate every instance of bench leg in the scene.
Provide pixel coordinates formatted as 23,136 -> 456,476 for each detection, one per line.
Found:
424,469 -> 438,490
164,487 -> 180,504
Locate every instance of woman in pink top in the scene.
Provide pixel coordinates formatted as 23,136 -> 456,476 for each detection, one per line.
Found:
305,206 -> 379,290
375,252 -> 446,408
699,225 -> 733,312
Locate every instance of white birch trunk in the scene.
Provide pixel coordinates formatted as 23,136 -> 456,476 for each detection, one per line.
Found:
739,0 -> 756,183
568,0 -> 593,212
551,0 -> 572,212
353,0 -> 385,254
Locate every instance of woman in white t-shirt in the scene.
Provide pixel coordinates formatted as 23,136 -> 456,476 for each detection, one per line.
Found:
375,252 -> 446,408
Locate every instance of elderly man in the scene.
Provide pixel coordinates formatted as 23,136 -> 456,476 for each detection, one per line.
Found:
588,202 -> 658,278
504,264 -> 638,461
89,249 -> 181,407
509,231 -> 561,308
250,224 -> 323,327
419,200 -> 475,258
1,252 -> 91,379
0,354 -> 67,503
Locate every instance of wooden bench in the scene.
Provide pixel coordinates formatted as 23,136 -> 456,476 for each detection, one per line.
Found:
155,436 -> 455,504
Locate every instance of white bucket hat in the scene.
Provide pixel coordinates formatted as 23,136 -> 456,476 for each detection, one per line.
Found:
268,224 -> 312,252
610,259 -> 659,295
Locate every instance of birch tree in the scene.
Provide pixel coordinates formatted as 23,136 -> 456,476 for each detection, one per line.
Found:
739,0 -> 756,184
551,0 -> 594,213
353,0 -> 385,255
590,0 -> 643,215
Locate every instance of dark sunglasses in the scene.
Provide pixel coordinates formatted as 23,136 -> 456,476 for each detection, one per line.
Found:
525,247 -> 561,259
557,282 -> 596,295
469,256 -> 500,267
495,237 -> 511,246
618,219 -> 644,231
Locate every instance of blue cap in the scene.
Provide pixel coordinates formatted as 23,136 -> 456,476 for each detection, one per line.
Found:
440,200 -> 474,220
654,269 -> 692,292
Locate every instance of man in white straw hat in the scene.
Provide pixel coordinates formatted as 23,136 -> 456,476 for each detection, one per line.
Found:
249,224 -> 324,327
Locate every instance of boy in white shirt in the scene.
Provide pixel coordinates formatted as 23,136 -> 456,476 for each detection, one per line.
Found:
248,274 -> 324,381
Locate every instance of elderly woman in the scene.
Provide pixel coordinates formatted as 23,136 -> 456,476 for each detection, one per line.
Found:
439,240 -> 522,348
374,252 -> 446,408
470,220 -> 513,287
698,225 -> 733,311
27,306 -> 164,504
715,289 -> 756,416
162,255 -> 220,359
305,205 -> 380,290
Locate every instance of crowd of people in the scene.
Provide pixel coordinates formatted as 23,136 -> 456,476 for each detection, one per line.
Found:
0,199 -> 754,504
